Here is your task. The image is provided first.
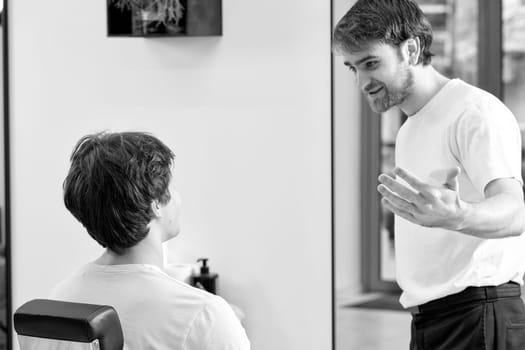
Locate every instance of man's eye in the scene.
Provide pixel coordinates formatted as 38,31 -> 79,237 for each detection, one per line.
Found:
365,61 -> 378,69
348,66 -> 356,73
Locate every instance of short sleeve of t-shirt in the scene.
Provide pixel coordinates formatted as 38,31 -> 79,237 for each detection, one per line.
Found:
454,96 -> 523,195
183,295 -> 250,350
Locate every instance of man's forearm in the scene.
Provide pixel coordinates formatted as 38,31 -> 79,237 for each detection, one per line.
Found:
457,193 -> 525,239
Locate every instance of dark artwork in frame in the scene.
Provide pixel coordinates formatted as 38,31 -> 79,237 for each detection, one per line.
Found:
107,0 -> 222,37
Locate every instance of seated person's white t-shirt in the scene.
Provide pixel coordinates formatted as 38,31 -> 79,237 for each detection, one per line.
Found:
50,263 -> 250,350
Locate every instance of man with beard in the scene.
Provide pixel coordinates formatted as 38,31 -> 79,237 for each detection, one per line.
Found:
333,0 -> 525,349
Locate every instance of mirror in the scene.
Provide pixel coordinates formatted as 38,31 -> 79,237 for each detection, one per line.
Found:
1,0 -> 8,347
5,0 -> 332,348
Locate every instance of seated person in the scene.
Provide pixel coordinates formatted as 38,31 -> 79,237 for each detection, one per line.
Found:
51,131 -> 250,350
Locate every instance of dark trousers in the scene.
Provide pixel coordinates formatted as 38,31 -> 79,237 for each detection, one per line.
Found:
410,282 -> 525,350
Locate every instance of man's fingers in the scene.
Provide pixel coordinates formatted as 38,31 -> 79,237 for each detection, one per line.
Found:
381,198 -> 416,223
393,167 -> 432,196
377,184 -> 418,213
378,173 -> 423,205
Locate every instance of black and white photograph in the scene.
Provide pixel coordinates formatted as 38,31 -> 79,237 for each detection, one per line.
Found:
2,0 -> 525,349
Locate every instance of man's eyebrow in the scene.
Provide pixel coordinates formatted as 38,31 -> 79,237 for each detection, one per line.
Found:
344,55 -> 378,67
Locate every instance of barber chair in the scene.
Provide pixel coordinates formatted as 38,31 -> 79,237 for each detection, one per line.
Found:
14,299 -> 123,350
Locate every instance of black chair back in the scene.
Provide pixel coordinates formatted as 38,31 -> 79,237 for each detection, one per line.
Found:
14,299 -> 123,350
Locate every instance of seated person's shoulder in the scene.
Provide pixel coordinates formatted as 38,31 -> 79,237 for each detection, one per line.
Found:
184,293 -> 250,350
153,271 -> 250,348
50,264 -> 250,349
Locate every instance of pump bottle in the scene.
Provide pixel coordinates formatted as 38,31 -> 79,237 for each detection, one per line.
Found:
191,258 -> 219,294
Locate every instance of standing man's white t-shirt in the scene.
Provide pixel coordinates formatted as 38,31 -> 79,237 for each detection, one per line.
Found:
395,78 -> 525,308
50,263 -> 250,350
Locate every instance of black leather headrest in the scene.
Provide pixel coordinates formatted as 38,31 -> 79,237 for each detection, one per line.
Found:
14,299 -> 123,350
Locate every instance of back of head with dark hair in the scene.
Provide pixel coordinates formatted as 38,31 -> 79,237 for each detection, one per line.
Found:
333,0 -> 434,65
63,131 -> 175,254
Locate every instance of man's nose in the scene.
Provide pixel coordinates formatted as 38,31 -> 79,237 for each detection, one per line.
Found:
357,72 -> 371,93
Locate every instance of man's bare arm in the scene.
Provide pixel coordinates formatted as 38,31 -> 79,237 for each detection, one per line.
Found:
377,167 -> 525,239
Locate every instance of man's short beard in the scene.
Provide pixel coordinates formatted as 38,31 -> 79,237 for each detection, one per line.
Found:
370,63 -> 414,113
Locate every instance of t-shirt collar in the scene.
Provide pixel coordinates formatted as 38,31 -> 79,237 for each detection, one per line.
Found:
409,78 -> 461,119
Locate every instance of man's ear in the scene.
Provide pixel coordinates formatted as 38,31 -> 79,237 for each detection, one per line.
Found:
151,200 -> 163,218
401,36 -> 421,66
403,37 -> 421,65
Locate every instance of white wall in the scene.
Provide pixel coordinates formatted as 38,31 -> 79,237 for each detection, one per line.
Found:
9,1 -> 332,349
333,0 -> 362,298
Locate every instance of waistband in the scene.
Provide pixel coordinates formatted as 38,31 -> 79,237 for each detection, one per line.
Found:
408,282 -> 522,315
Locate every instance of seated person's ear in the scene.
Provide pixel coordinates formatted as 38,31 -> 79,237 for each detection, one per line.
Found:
151,200 -> 163,218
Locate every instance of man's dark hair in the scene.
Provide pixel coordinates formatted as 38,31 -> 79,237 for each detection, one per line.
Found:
333,0 -> 434,65
63,131 -> 175,254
